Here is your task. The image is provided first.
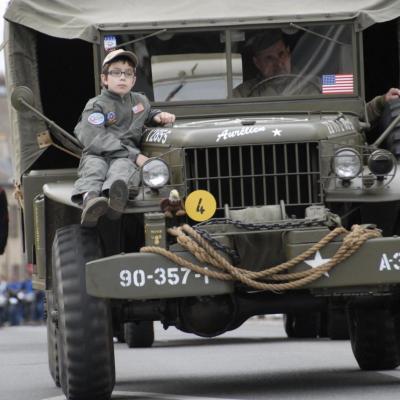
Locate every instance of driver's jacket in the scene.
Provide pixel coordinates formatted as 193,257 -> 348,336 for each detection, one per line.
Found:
232,69 -> 311,98
233,77 -> 260,98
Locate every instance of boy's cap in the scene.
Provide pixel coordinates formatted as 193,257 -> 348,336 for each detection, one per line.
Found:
102,49 -> 138,67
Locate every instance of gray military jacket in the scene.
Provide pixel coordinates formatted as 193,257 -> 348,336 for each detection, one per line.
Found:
75,89 -> 160,162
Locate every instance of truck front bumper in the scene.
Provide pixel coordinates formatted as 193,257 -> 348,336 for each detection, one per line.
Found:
286,229 -> 400,291
86,229 -> 400,299
86,250 -> 234,300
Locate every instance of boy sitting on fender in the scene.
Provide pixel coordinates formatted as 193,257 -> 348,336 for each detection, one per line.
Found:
71,49 -> 175,226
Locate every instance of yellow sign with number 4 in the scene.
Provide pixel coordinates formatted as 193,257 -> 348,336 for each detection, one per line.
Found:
185,190 -> 217,222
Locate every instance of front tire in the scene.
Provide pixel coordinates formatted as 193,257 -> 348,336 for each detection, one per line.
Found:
348,303 -> 400,370
53,225 -> 115,400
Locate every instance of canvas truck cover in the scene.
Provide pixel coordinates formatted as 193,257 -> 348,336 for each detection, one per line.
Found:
3,0 -> 400,180
5,0 -> 400,41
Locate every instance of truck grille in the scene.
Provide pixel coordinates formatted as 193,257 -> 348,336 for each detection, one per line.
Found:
185,143 -> 322,214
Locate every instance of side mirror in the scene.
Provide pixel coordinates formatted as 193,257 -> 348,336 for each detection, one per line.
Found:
10,86 -> 35,112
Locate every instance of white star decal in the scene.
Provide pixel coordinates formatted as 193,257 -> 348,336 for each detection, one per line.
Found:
304,251 -> 331,277
272,128 -> 282,136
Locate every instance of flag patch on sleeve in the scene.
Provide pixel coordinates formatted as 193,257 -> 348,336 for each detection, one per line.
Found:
132,103 -> 144,114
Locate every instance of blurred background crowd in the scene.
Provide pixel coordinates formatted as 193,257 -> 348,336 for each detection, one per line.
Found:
0,263 -> 45,327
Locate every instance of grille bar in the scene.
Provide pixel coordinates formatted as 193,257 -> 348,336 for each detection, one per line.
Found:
185,143 -> 322,212
262,145 -> 267,204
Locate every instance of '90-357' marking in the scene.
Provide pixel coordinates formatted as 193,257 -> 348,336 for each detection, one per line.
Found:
119,267 -> 209,287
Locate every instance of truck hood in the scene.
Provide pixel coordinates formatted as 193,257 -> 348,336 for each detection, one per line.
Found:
143,115 -> 359,147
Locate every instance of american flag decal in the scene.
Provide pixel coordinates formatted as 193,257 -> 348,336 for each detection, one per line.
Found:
322,74 -> 354,94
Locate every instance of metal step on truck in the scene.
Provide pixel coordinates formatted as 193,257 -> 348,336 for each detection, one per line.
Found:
4,1 -> 400,399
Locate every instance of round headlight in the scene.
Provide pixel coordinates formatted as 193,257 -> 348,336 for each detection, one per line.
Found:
333,148 -> 362,179
368,149 -> 394,176
141,158 -> 170,188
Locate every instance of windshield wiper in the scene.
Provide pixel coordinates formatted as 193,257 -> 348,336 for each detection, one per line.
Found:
165,82 -> 185,102
290,23 -> 349,46
116,29 -> 168,49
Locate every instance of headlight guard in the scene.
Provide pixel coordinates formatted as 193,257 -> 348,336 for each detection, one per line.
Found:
332,147 -> 362,180
367,149 -> 395,177
141,158 -> 170,188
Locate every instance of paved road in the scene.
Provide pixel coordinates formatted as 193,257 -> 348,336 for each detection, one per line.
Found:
1,318 -> 400,400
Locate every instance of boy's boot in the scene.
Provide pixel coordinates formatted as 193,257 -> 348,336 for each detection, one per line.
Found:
81,191 -> 108,227
108,179 -> 129,220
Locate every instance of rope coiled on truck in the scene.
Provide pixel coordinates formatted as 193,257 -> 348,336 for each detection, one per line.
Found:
140,224 -> 381,292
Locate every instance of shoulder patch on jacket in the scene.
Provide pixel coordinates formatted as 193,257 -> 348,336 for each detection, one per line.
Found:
105,111 -> 117,126
88,112 -> 105,125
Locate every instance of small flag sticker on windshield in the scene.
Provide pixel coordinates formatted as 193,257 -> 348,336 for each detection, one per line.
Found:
104,35 -> 117,51
322,74 -> 354,94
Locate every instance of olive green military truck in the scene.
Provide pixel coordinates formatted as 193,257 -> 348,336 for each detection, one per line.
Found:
4,1 -> 400,399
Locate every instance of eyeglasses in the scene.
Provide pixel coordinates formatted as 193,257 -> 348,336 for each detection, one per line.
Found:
107,70 -> 135,78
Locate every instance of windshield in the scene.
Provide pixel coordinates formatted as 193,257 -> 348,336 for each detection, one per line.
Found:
101,24 -> 355,102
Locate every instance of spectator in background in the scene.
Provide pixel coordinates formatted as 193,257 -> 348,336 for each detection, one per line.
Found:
34,290 -> 45,323
21,270 -> 35,323
0,274 -> 7,326
22,264 -> 45,324
0,186 -> 8,255
6,270 -> 24,326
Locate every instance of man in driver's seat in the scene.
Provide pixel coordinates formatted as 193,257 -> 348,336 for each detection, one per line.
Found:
233,30 -> 292,97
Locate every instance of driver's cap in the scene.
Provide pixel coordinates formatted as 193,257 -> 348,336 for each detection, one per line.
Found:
251,30 -> 284,55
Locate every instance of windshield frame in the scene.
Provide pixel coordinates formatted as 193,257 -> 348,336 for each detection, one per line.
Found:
98,21 -> 360,107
